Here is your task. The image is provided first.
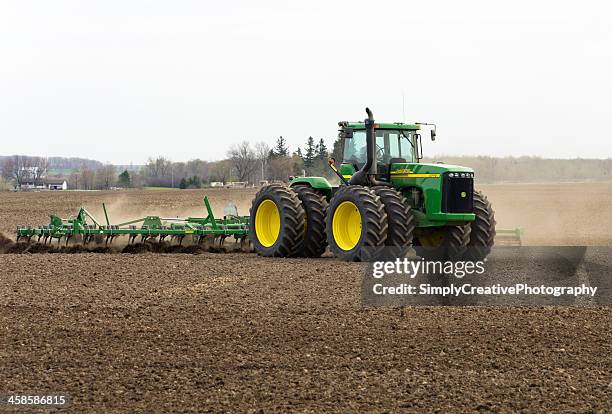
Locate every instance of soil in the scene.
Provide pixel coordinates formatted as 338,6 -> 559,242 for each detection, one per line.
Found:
0,184 -> 611,412
0,254 -> 610,413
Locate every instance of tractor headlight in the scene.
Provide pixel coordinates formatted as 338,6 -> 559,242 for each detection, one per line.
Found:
449,173 -> 454,178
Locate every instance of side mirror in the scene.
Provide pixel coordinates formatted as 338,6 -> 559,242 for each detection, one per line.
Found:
431,130 -> 436,141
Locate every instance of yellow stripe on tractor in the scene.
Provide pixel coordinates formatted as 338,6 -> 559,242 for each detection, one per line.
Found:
391,173 -> 441,179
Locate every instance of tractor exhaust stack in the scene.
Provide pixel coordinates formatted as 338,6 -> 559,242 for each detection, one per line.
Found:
348,107 -> 391,187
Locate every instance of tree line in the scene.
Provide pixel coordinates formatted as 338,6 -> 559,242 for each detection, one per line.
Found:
0,135 -> 341,190
3,148 -> 612,191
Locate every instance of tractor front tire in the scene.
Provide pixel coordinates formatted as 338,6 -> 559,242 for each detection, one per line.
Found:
293,185 -> 328,258
464,190 -> 496,261
249,184 -> 305,257
414,225 -> 471,261
373,186 -> 415,259
326,185 -> 388,262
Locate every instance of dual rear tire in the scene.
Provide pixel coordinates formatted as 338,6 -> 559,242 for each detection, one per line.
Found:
250,184 -> 414,262
249,184 -> 305,257
249,184 -> 328,258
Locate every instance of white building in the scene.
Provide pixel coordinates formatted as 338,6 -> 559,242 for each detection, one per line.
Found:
20,179 -> 68,190
46,179 -> 68,190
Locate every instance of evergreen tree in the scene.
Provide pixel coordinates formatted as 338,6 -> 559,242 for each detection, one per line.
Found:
272,136 -> 289,157
118,170 -> 131,188
304,136 -> 316,171
317,138 -> 329,161
179,177 -> 188,189
187,175 -> 202,188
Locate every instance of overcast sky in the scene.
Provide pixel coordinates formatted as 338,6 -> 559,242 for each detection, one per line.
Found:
1,1 -> 610,164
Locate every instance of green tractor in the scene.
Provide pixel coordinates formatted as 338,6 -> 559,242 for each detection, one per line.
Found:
249,108 -> 496,261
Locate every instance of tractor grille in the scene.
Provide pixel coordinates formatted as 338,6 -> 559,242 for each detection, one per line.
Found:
441,172 -> 474,213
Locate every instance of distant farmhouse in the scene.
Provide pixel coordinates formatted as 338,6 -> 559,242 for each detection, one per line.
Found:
47,179 -> 68,190
16,165 -> 68,190
20,178 -> 68,191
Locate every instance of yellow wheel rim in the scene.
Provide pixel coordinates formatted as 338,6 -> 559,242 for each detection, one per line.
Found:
255,199 -> 280,247
332,201 -> 362,251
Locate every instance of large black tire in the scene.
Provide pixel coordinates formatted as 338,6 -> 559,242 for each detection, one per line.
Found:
249,184 -> 305,257
373,186 -> 415,259
414,225 -> 471,261
292,185 -> 328,257
464,190 -> 496,261
326,185 -> 388,262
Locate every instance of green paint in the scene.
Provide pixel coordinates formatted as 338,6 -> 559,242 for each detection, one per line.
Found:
290,177 -> 333,196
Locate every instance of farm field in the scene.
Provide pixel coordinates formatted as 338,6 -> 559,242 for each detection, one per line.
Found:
0,182 -> 611,412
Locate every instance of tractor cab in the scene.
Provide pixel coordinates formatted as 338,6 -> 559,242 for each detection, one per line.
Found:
338,122 -> 425,182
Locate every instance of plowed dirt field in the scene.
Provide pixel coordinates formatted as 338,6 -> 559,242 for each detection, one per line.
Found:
1,183 -> 611,412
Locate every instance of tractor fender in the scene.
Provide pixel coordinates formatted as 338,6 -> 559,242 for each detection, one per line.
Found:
289,177 -> 333,197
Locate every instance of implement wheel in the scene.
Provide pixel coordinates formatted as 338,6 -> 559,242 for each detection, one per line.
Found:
326,185 -> 387,262
293,185 -> 328,257
464,190 -> 496,261
414,225 -> 471,261
250,184 -> 305,257
373,186 -> 415,259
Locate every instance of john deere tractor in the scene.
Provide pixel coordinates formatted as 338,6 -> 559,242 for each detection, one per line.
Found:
249,108 -> 496,261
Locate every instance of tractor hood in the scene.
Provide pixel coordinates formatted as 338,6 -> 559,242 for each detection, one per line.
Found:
388,162 -> 476,226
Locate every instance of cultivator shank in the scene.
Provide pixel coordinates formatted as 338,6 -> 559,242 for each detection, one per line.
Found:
16,197 -> 250,248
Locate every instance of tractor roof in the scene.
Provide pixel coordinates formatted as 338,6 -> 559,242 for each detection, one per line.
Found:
346,122 -> 421,131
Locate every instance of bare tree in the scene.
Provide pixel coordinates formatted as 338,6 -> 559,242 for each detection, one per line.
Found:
68,171 -> 80,190
79,166 -> 96,190
254,142 -> 270,182
32,157 -> 49,185
209,160 -> 232,184
145,156 -> 172,178
1,155 -> 34,188
143,156 -> 173,186
1,158 -> 15,181
267,156 -> 293,182
227,141 -> 257,183
95,164 -> 117,190
186,159 -> 210,183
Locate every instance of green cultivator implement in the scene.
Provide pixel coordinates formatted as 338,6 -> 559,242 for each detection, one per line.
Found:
16,196 -> 250,248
